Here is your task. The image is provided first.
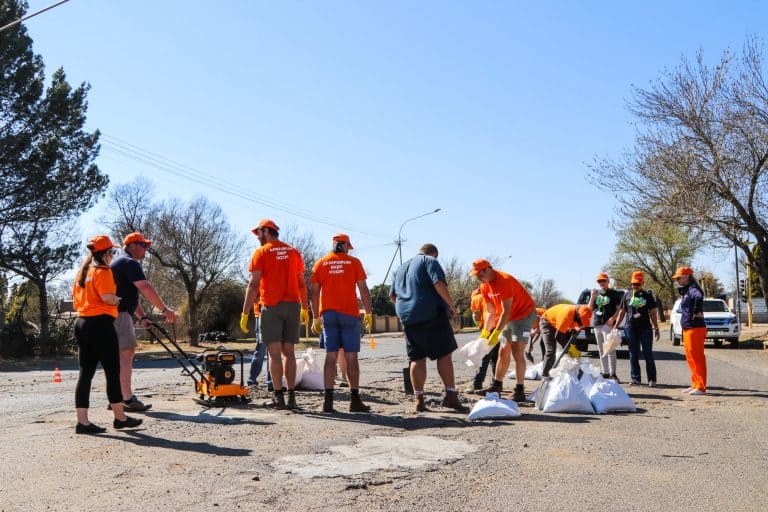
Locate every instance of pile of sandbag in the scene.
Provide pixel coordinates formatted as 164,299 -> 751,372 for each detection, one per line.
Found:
533,356 -> 635,414
468,392 -> 522,420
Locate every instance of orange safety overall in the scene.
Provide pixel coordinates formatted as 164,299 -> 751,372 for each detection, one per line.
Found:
682,326 -> 707,392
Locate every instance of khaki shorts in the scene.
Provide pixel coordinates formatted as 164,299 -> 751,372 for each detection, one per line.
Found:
114,311 -> 138,350
502,308 -> 537,343
260,302 -> 301,343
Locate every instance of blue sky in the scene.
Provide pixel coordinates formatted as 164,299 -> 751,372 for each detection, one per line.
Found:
23,0 -> 766,299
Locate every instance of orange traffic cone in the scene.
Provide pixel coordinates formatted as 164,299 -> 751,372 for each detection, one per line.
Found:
369,336 -> 376,350
53,368 -> 62,383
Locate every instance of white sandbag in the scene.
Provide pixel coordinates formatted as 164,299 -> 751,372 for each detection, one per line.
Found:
603,330 -> 622,354
550,355 -> 580,379
506,360 -> 542,381
467,392 -> 522,420
541,372 -> 595,414
579,371 -> 596,394
527,383 -> 543,402
283,357 -> 306,389
588,378 -> 636,414
297,347 -> 324,390
458,337 -> 492,368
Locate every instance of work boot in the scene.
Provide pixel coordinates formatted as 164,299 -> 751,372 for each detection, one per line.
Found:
513,384 -> 527,403
322,389 -> 335,413
286,390 -> 298,410
480,380 -> 503,395
414,394 -> 429,412
441,390 -> 469,412
349,390 -> 371,413
273,390 -> 286,410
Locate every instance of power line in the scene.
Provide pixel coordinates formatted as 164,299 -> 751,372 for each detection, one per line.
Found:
96,132 -> 390,239
0,0 -> 71,34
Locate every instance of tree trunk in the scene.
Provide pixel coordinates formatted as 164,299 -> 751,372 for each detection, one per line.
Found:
187,294 -> 200,347
755,240 -> 768,303
36,281 -> 51,356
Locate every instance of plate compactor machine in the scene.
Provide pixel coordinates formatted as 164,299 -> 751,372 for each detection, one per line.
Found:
146,322 -> 250,407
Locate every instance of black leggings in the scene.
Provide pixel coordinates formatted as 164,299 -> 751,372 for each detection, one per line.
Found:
74,315 -> 123,408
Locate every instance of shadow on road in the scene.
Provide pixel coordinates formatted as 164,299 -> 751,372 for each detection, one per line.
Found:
143,410 -> 275,426
99,430 -> 253,456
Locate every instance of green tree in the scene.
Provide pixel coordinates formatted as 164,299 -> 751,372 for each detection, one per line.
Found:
589,38 -> 768,303
604,217 -> 701,308
0,1 -> 106,354
749,244 -> 763,297
370,284 -> 395,316
697,270 -> 725,297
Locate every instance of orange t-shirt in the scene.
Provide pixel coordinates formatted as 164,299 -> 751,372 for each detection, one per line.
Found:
480,270 -> 535,321
248,240 -> 306,307
311,252 -> 366,318
543,304 -> 579,334
72,265 -> 118,318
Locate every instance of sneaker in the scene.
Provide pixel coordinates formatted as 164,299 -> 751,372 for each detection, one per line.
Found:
630,380 -> 641,386
113,416 -> 143,429
648,381 -> 657,388
688,388 -> 707,395
121,395 -> 151,412
682,387 -> 694,394
75,422 -> 106,435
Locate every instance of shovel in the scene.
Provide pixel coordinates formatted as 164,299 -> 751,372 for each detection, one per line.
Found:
534,330 -> 579,410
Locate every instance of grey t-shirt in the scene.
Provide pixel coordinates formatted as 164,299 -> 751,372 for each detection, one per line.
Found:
391,254 -> 447,325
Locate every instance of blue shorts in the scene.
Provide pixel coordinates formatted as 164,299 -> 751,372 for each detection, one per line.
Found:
321,311 -> 361,353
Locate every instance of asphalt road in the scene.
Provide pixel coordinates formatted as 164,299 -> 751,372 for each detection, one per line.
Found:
0,331 -> 766,511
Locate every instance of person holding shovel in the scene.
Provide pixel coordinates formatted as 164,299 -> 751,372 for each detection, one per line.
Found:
540,296 -> 596,378
310,233 -> 373,413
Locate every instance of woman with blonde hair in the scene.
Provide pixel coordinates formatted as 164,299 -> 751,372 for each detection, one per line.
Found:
72,235 -> 142,434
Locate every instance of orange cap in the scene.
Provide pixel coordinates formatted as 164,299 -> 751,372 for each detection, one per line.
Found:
630,271 -> 644,284
596,272 -> 610,282
88,235 -> 119,253
469,259 -> 492,276
332,233 -> 353,249
123,232 -> 152,247
671,266 -> 694,279
577,306 -> 592,326
251,219 -> 279,234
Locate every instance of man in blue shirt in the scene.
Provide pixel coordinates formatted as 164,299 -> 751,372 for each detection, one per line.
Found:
111,232 -> 177,411
390,243 -> 467,413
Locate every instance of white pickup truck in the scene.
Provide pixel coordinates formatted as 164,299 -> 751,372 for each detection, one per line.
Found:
669,297 -> 740,348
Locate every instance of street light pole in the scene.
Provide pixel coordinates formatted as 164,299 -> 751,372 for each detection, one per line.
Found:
376,208 -> 442,306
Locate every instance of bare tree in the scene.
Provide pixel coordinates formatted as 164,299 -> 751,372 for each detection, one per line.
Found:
150,196 -> 246,344
530,276 -> 564,308
442,257 -> 474,317
589,37 -> 768,300
604,217 -> 702,307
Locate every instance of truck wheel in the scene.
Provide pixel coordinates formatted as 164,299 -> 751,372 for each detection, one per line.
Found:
713,338 -> 723,348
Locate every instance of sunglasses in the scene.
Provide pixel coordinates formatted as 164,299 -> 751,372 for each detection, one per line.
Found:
135,242 -> 149,248
596,279 -> 608,283
631,283 -> 642,286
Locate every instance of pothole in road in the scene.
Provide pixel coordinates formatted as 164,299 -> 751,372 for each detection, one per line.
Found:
272,435 -> 477,478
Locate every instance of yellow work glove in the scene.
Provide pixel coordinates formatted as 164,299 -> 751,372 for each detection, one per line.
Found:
300,309 -> 310,326
567,344 -> 581,359
488,329 -> 502,347
239,313 -> 249,334
480,329 -> 491,339
363,313 -> 373,332
312,318 -> 322,335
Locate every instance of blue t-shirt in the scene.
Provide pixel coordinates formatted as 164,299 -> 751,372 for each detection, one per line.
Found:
110,254 -> 147,314
390,254 -> 447,325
